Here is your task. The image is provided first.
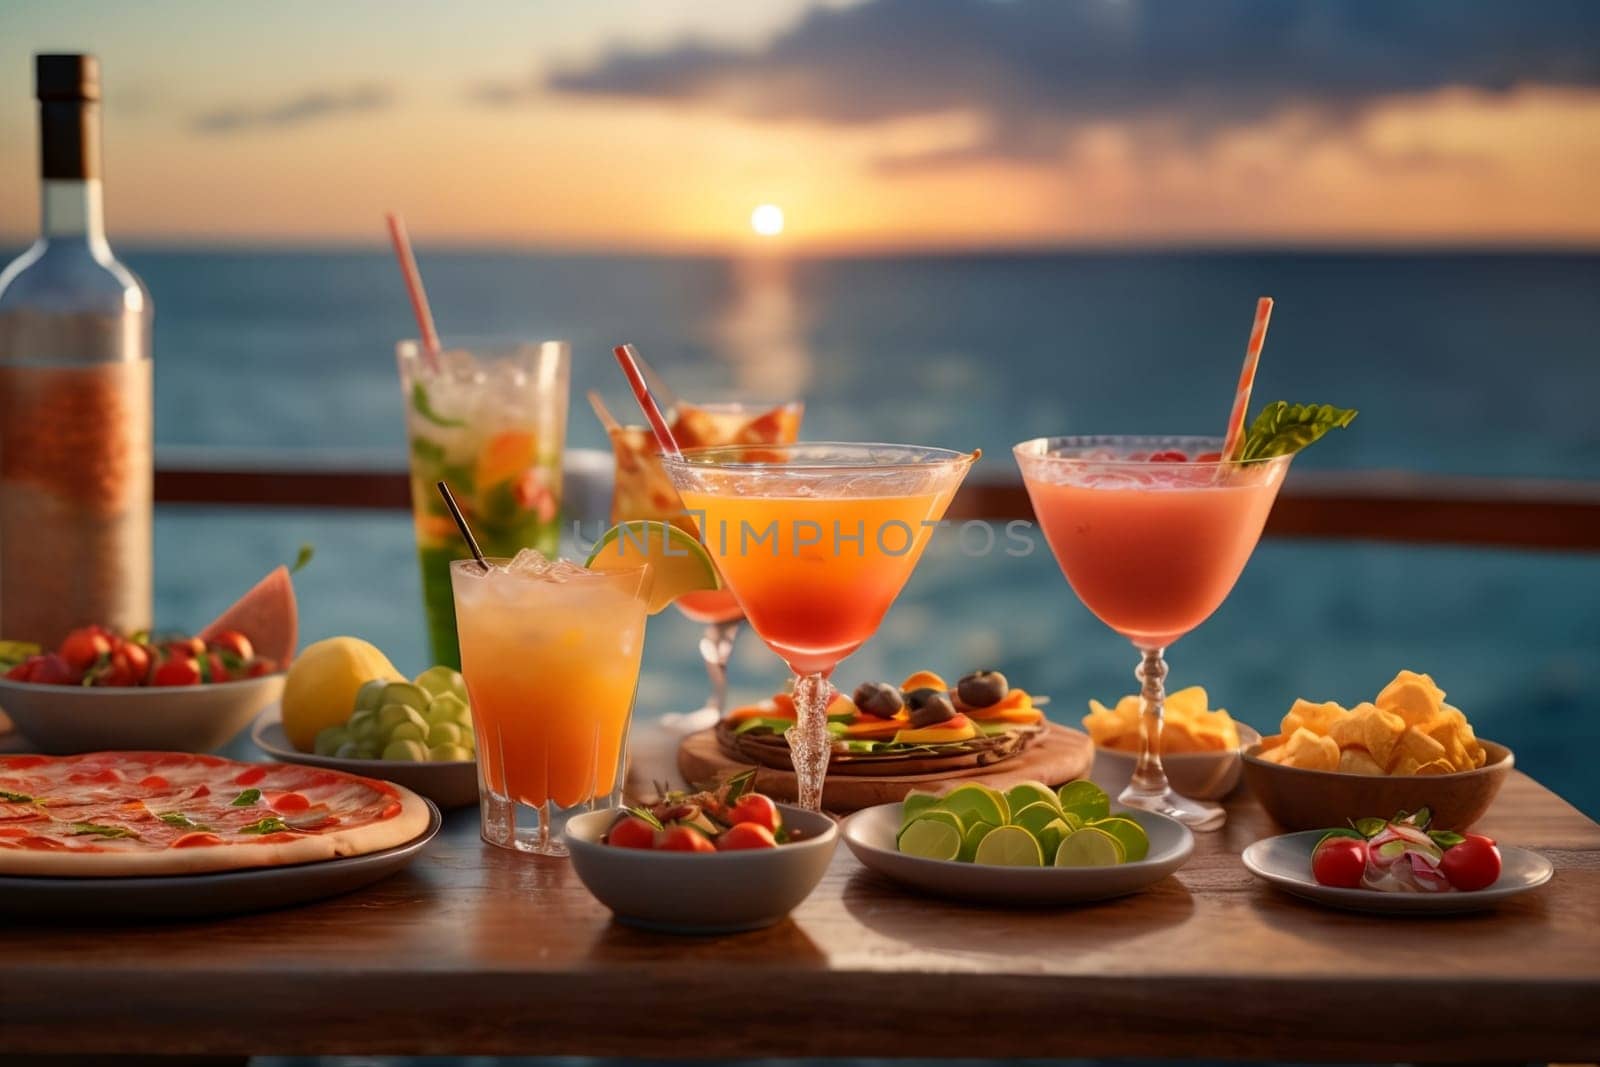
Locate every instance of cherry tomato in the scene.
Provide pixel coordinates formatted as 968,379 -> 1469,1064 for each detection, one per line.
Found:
59,627 -> 112,671
95,642 -> 151,687
1148,450 -> 1188,462
5,658 -> 38,681
246,657 -> 278,678
29,653 -> 78,686
152,656 -> 203,687
206,629 -> 254,662
163,636 -> 206,660
1312,835 -> 1368,888
1440,834 -> 1501,891
657,825 -> 717,853
1195,451 -> 1223,463
718,823 -> 779,851
606,815 -> 658,850
726,793 -> 782,834
205,653 -> 233,683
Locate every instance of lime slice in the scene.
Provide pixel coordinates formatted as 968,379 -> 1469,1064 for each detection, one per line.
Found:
1004,781 -> 1060,815
1054,826 -> 1126,868
1057,780 -> 1111,821
901,791 -> 941,826
1089,816 -> 1150,862
1011,801 -> 1063,838
959,820 -> 995,862
973,825 -> 1044,867
938,783 -> 1009,828
898,809 -> 965,843
586,520 -> 720,614
897,816 -> 961,861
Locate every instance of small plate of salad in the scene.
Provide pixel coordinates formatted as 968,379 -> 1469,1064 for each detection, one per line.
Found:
1242,807 -> 1552,915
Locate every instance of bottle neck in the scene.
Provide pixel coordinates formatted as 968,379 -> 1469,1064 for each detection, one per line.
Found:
41,179 -> 107,243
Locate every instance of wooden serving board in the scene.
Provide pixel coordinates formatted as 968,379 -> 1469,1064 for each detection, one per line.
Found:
678,722 -> 1094,812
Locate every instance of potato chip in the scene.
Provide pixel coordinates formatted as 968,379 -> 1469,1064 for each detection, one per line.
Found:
1336,747 -> 1385,775
1281,699 -> 1348,737
1165,686 -> 1208,718
1378,669 -> 1446,708
1416,758 -> 1456,776
1281,727 -> 1341,771
1420,715 -> 1471,772
1084,690 -> 1239,754
1387,725 -> 1448,774
1375,672 -> 1446,728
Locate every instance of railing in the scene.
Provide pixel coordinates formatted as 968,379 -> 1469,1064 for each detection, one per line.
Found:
152,449 -> 1600,553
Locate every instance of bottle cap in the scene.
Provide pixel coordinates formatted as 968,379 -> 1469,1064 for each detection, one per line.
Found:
36,54 -> 100,103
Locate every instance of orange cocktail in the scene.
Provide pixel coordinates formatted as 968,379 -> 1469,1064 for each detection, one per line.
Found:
604,400 -> 801,718
1015,436 -> 1292,829
450,553 -> 650,856
665,443 -> 975,810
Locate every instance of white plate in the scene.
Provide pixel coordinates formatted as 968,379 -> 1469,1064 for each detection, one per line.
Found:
250,707 -> 479,809
841,802 -> 1193,905
1241,831 -> 1553,914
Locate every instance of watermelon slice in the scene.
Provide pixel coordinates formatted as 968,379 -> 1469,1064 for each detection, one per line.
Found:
199,565 -> 298,666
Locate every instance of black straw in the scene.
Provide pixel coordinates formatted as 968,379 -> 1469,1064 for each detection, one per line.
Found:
436,480 -> 489,572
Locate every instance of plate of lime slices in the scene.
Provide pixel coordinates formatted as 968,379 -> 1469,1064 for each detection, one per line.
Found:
840,780 -> 1193,904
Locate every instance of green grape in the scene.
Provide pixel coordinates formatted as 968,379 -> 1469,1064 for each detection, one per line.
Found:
429,743 -> 472,762
425,693 -> 467,724
426,721 -> 462,747
381,682 -> 430,712
381,739 -> 428,762
452,703 -> 475,728
355,739 -> 383,759
353,679 -> 389,713
333,740 -> 360,759
389,721 -> 427,743
377,703 -> 428,733
312,726 -> 350,756
414,665 -> 464,699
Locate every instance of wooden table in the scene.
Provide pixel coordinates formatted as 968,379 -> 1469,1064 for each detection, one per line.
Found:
2,771 -> 1597,1062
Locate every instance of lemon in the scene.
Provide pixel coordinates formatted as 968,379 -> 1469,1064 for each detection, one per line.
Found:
585,520 -> 720,614
897,817 -> 961,861
973,825 -> 1044,867
1054,826 -> 1126,868
281,637 -> 403,752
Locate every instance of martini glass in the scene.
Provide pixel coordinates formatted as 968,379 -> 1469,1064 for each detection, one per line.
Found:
1014,435 -> 1292,830
662,442 -> 976,811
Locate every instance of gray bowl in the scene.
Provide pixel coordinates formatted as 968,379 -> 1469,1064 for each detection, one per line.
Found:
565,804 -> 838,934
251,708 -> 480,810
0,673 -> 284,754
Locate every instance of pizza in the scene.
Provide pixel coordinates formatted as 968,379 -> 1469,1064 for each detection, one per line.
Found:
0,751 -> 430,877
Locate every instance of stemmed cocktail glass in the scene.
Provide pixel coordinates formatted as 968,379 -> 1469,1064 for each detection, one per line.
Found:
662,443 -> 976,811
1015,436 -> 1292,830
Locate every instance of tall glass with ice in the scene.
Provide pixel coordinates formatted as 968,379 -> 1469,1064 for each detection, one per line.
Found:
398,338 -> 569,669
450,551 -> 650,855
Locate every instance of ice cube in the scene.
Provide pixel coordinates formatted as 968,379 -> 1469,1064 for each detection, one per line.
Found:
505,548 -> 553,575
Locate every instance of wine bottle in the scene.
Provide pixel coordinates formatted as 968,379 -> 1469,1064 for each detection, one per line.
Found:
0,54 -> 153,648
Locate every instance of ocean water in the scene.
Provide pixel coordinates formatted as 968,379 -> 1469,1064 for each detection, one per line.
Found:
16,245 -> 1596,815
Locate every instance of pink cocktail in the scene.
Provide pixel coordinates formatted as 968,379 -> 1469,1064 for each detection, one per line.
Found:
1015,435 -> 1292,829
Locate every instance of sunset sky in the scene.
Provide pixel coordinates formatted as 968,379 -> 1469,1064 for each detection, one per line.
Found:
2,0 -> 1598,251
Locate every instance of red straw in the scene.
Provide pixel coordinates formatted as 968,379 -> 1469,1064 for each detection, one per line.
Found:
384,212 -> 441,371
612,344 -> 682,458
1221,297 -> 1274,461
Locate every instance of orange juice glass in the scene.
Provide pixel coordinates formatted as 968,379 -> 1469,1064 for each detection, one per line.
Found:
450,554 -> 650,855
1015,435 -> 1292,830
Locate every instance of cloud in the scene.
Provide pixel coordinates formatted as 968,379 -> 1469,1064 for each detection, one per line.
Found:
191,85 -> 394,135
542,0 -> 1600,167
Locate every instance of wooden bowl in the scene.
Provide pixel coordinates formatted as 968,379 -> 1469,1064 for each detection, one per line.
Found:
1241,739 -> 1513,831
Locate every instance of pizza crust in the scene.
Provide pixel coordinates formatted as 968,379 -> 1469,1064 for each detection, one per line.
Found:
0,783 -> 431,879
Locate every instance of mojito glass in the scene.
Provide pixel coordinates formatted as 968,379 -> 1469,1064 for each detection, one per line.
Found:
398,338 -> 569,668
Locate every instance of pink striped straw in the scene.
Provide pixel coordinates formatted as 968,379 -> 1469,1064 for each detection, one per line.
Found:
1221,297 -> 1275,461
384,212 -> 441,372
612,344 -> 682,459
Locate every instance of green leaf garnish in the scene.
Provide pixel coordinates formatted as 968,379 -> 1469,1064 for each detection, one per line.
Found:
1317,827 -> 1367,847
291,543 -> 315,574
1352,817 -> 1387,838
0,789 -> 34,803
723,768 -> 756,803
622,805 -> 663,830
159,811 -> 211,831
1428,830 -> 1465,849
230,788 -> 262,807
236,816 -> 289,835
411,382 -> 465,428
1237,401 -> 1357,462
70,822 -> 137,839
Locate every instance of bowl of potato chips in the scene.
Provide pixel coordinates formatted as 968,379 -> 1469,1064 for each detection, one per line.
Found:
1084,686 -> 1260,801
1242,670 -> 1512,830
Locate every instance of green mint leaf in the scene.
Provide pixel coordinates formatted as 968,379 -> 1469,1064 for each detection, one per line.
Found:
622,805 -> 663,830
1238,401 -> 1357,462
1428,830 -> 1466,849
158,811 -> 211,831
410,436 -> 446,464
722,768 -> 756,803
230,788 -> 262,807
291,543 -> 315,574
0,789 -> 34,803
70,822 -> 137,839
411,382 -> 465,428
236,816 -> 289,835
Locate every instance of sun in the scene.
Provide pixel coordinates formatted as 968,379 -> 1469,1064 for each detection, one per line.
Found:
750,203 -> 785,237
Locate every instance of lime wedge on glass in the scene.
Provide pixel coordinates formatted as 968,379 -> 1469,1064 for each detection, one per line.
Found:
1057,780 -> 1111,821
1005,781 -> 1060,815
939,783 -> 1009,828
973,825 -> 1044,867
1054,826 -> 1126,868
585,520 -> 719,614
1089,816 -> 1150,862
959,820 -> 995,862
897,816 -> 962,861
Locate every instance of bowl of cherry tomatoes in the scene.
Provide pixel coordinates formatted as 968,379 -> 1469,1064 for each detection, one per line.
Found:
0,626 -> 286,754
564,775 -> 838,934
